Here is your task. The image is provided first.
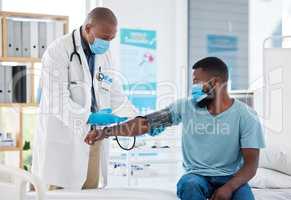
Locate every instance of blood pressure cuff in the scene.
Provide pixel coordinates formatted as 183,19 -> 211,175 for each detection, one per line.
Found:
143,108 -> 173,136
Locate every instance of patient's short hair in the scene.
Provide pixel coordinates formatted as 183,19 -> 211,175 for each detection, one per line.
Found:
84,7 -> 117,26
192,57 -> 229,82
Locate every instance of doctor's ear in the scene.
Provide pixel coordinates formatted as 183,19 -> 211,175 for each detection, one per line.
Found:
84,24 -> 92,34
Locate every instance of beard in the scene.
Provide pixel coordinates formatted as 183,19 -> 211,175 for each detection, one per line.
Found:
197,97 -> 213,108
196,91 -> 215,108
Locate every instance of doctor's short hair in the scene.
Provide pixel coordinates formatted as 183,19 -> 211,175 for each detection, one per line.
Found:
84,7 -> 117,26
192,57 -> 229,82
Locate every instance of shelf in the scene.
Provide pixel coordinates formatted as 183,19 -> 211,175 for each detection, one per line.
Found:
128,159 -> 182,165
0,10 -> 69,169
0,57 -> 41,63
0,11 -> 69,21
0,146 -> 21,152
0,103 -> 38,107
110,146 -> 181,154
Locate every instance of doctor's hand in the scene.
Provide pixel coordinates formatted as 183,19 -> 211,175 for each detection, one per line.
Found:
147,126 -> 166,136
87,108 -> 128,126
84,129 -> 105,145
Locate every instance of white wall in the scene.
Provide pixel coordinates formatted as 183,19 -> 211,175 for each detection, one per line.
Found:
188,0 -> 249,90
282,0 -> 291,37
249,0 -> 282,91
249,0 -> 282,116
103,0 -> 188,109
86,0 -> 102,13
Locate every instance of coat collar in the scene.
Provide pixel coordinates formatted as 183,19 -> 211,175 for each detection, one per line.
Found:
79,26 -> 94,56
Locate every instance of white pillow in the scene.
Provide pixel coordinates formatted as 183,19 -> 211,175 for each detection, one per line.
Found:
0,172 -> 12,183
0,182 -> 17,200
259,138 -> 291,175
249,168 -> 291,189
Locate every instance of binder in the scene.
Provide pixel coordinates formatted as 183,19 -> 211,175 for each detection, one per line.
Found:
13,20 -> 22,57
0,17 -> 2,57
7,19 -> 14,57
30,21 -> 39,58
12,65 -> 27,103
21,21 -> 31,57
38,21 -> 47,58
0,66 -> 5,103
25,66 -> 32,103
46,21 -> 55,47
7,19 -> 22,57
55,21 -> 64,39
4,66 -> 13,103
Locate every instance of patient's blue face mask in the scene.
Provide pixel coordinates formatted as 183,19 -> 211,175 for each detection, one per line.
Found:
89,38 -> 110,55
191,84 -> 208,103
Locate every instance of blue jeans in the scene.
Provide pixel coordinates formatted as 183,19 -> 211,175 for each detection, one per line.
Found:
177,173 -> 255,200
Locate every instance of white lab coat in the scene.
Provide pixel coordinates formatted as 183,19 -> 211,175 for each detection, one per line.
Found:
32,28 -> 136,189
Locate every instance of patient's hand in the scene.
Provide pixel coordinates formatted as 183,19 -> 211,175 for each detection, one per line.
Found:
84,129 -> 106,145
210,185 -> 233,200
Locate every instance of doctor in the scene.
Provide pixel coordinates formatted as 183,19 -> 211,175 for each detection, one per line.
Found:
32,7 -> 136,190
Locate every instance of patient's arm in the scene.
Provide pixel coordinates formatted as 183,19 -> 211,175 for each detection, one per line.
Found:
84,117 -> 149,144
210,148 -> 259,200
85,108 -> 174,145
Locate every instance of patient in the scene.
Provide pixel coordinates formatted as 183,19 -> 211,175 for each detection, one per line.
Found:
85,57 -> 265,200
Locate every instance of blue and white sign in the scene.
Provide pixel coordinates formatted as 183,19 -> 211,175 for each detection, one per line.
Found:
120,28 -> 157,114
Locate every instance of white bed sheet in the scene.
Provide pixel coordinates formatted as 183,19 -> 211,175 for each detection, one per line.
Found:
19,187 -> 291,200
25,188 -> 178,200
24,187 -> 291,200
253,188 -> 291,200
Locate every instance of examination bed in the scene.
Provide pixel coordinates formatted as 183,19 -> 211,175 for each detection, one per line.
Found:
2,164 -> 291,200
24,188 -> 291,200
3,186 -> 291,200
253,189 -> 291,200
25,188 -> 291,200
0,164 -> 178,200
25,188 -> 178,200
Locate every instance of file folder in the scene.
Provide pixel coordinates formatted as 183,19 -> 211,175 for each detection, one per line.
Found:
38,21 -> 47,58
39,21 -> 57,58
26,69 -> 32,103
0,17 -> 2,57
30,21 -> 39,58
46,21 -> 55,46
0,66 -> 5,103
4,66 -> 13,103
12,65 -> 27,103
13,20 -> 22,57
55,21 -> 64,39
7,19 -> 14,57
21,21 -> 31,57
7,19 -> 22,57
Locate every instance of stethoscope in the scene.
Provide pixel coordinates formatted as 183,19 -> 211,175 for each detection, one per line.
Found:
69,28 -> 105,82
69,28 -> 135,151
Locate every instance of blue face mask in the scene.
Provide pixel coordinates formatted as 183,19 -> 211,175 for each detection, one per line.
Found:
191,84 -> 208,103
89,38 -> 110,55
